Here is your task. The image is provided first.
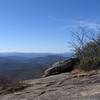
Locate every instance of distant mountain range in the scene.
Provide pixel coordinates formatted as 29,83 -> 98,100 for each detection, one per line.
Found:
0,52 -> 73,58
0,52 -> 73,81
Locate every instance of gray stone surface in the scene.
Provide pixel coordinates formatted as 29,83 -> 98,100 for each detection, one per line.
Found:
43,58 -> 79,77
0,71 -> 100,100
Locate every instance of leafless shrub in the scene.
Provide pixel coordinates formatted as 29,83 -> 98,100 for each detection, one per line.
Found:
70,27 -> 100,70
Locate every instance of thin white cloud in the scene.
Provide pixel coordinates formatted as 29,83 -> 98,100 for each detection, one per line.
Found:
74,20 -> 100,30
48,16 -> 100,31
59,20 -> 100,32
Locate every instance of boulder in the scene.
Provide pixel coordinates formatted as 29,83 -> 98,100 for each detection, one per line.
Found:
43,58 -> 79,77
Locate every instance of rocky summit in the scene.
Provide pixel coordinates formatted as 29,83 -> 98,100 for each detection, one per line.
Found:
0,70 -> 100,100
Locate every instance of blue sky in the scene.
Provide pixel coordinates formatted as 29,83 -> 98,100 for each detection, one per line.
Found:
0,0 -> 100,53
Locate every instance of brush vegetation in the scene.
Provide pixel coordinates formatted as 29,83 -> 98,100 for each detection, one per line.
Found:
71,27 -> 100,71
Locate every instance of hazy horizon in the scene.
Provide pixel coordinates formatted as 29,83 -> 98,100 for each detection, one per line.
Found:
0,51 -> 72,54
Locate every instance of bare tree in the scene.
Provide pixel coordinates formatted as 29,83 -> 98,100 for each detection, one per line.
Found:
70,27 -> 89,58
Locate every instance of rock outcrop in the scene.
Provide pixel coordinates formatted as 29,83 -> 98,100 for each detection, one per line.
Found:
43,58 -> 79,77
0,71 -> 100,100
